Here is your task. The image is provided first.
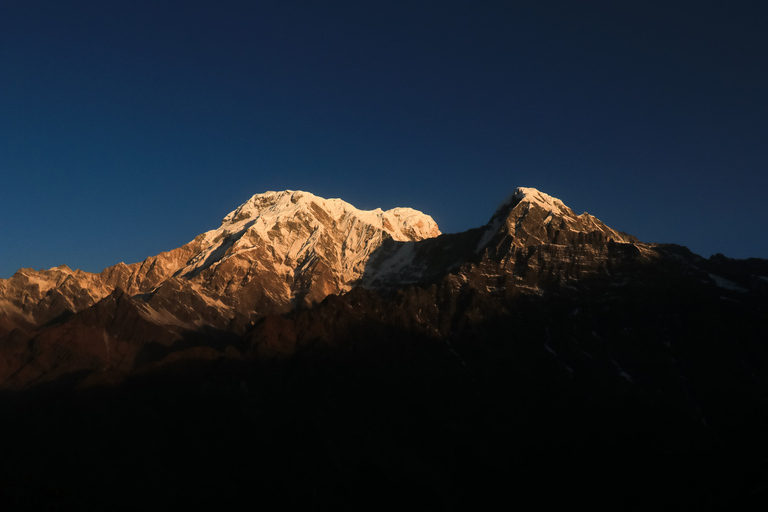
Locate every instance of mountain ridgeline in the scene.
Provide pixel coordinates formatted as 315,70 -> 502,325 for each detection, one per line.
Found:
1,187 -> 767,509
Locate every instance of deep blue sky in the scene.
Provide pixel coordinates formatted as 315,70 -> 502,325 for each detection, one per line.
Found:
2,1 -> 767,277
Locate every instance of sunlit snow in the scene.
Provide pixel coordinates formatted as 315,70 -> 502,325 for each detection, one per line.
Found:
707,273 -> 747,293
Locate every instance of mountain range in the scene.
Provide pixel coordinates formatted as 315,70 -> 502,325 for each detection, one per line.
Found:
1,187 -> 767,510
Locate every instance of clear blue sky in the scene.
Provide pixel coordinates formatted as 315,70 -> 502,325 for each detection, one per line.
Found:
2,1 -> 767,277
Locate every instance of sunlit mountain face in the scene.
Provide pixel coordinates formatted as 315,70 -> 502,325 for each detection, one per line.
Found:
1,188 -> 767,509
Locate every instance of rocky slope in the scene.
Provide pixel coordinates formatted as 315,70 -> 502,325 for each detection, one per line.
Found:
1,186 -> 767,509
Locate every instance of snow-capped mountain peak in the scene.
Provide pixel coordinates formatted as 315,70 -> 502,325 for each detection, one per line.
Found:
184,190 -> 440,281
473,186 -> 636,254
493,186 -> 570,218
512,187 -> 568,213
217,190 -> 439,242
135,190 -> 442,317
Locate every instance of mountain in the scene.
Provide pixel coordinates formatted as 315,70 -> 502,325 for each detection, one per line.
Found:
1,187 -> 767,510
0,190 -> 439,386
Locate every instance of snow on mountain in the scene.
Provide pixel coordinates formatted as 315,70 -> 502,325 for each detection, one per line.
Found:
495,187 -> 569,217
180,190 -> 440,280
157,190 -> 442,320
